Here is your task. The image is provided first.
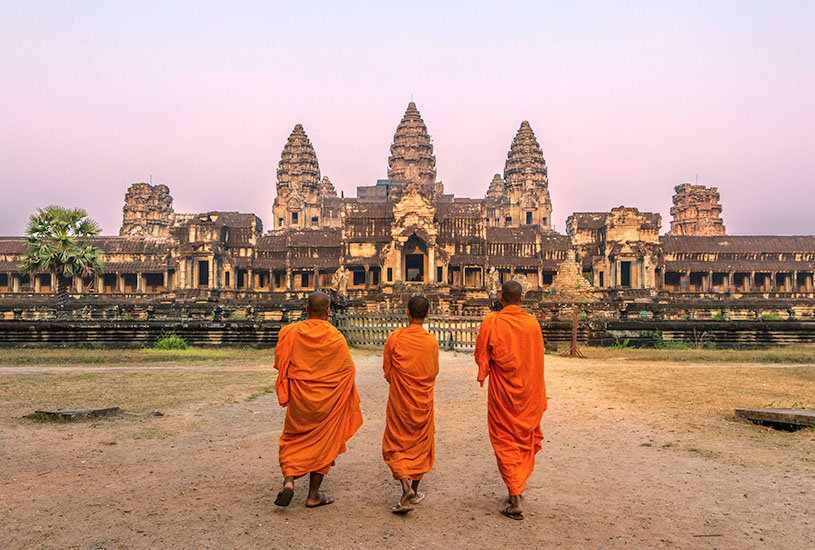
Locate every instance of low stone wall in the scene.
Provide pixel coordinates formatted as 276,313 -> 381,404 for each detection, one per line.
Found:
0,320 -> 284,348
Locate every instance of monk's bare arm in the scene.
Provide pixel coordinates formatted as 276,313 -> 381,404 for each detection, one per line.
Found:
382,331 -> 397,382
474,314 -> 496,386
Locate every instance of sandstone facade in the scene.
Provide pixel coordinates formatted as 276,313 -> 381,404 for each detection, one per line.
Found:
669,183 -> 726,236
1,103 -> 814,306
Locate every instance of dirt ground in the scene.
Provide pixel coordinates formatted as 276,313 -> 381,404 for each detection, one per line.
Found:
1,350 -> 813,550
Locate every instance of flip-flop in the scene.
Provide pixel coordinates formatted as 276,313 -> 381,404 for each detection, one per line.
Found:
391,502 -> 413,514
500,506 -> 524,521
274,488 -> 294,507
305,494 -> 334,508
410,492 -> 426,505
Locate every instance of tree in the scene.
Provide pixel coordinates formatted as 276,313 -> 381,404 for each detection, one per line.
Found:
20,206 -> 104,304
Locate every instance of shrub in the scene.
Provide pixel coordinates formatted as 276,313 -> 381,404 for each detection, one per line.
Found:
761,312 -> 783,321
154,331 -> 188,350
711,310 -> 724,321
651,330 -> 689,350
610,337 -> 631,350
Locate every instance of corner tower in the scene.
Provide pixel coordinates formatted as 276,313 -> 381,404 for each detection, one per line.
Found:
492,121 -> 552,229
272,124 -> 340,230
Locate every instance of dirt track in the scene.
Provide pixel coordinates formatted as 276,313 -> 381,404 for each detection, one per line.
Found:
1,351 -> 812,549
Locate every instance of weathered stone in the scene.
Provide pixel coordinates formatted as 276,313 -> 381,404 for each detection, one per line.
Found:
669,183 -> 726,236
120,183 -> 174,237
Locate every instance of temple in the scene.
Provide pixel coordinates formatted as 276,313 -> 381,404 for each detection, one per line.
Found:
1,102 -> 814,312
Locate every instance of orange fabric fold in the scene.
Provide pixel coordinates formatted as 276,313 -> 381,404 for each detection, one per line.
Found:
273,319 -> 363,478
382,324 -> 439,480
474,305 -> 547,495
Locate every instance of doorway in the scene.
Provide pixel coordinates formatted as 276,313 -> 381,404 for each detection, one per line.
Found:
402,235 -> 427,283
198,260 -> 209,287
620,261 -> 631,288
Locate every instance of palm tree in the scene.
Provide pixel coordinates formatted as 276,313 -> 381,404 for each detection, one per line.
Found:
20,206 -> 104,304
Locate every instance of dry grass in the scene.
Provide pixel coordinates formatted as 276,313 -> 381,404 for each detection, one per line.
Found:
584,344 -> 815,364
0,347 -> 271,367
0,370 -> 274,421
549,357 -> 815,471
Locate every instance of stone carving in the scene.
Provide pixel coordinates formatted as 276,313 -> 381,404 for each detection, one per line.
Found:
487,266 -> 500,297
120,183 -> 174,237
331,266 -> 349,296
511,273 -> 533,295
669,183 -> 726,236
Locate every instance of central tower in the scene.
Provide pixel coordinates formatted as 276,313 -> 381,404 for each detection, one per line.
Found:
387,102 -> 443,198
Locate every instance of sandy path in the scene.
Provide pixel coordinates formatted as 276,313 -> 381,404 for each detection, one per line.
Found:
0,352 -> 812,549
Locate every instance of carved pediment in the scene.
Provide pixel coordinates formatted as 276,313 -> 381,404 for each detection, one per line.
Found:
391,182 -> 437,240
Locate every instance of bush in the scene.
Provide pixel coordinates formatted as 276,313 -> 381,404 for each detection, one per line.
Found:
711,310 -> 723,321
610,337 -> 631,350
761,312 -> 783,321
154,331 -> 188,350
651,330 -> 690,350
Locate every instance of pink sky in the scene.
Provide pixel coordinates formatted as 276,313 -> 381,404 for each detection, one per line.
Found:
1,1 -> 813,235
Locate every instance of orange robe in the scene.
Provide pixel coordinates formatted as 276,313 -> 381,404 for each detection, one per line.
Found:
274,318 -> 363,478
382,324 -> 439,480
474,304 -> 547,495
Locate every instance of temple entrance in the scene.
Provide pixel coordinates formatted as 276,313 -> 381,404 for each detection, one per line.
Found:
403,235 -> 427,283
198,260 -> 209,288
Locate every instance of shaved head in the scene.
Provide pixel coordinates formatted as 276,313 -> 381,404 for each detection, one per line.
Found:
500,280 -> 523,305
306,291 -> 330,319
407,295 -> 430,320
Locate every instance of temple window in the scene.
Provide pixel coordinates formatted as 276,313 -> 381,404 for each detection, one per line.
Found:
311,216 -> 318,226
224,272 -> 230,288
370,267 -> 380,286
437,266 -> 443,282
300,273 -> 309,287
353,270 -> 365,286
292,212 -> 299,224
598,272 -> 605,287
505,216 -> 512,225
278,218 -> 284,227
526,212 -> 533,224
0,274 -> 8,292
387,267 -> 393,282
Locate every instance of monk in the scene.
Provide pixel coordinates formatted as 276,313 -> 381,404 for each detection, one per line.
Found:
273,291 -> 363,508
474,280 -> 547,521
382,295 -> 439,514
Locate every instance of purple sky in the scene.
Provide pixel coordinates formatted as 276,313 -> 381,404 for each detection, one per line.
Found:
1,1 -> 813,236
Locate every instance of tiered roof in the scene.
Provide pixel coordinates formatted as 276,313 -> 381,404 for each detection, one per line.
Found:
277,124 -> 321,193
503,121 -> 548,191
387,102 -> 437,186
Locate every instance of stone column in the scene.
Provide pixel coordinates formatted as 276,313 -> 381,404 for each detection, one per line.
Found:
364,266 -> 370,288
313,267 -> 319,289
136,272 -> 143,293
707,270 -> 713,293
12,274 -> 19,293
247,268 -> 254,290
209,259 -> 215,289
395,244 -> 403,283
428,246 -> 435,283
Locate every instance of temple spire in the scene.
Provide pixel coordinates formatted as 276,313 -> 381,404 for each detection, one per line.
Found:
503,121 -> 548,192
387,102 -> 437,186
276,123 -> 321,195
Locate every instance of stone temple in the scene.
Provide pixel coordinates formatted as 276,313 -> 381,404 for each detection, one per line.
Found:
1,102 -> 814,312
